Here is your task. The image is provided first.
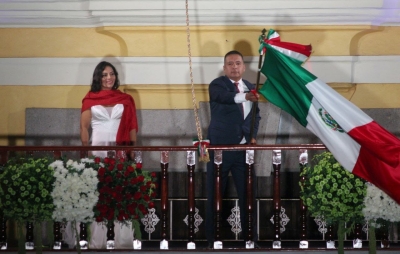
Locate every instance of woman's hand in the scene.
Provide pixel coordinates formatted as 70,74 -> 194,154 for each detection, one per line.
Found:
80,110 -> 91,146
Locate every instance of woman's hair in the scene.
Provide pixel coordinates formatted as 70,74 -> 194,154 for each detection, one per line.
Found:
90,61 -> 120,92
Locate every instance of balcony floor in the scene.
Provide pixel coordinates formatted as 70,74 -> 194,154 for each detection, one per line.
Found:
2,240 -> 400,253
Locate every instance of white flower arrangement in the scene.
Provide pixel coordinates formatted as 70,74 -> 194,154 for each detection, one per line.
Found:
50,158 -> 100,223
363,182 -> 400,225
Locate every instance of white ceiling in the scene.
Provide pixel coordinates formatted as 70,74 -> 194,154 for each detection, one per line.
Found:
0,0 -> 399,27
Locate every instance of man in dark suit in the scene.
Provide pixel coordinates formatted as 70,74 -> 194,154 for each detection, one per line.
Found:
206,50 -> 261,248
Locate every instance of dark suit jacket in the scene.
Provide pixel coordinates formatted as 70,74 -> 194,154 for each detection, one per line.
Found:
208,76 -> 261,145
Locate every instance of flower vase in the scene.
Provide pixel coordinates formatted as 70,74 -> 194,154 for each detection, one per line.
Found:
106,221 -> 115,249
25,222 -> 34,250
79,222 -> 88,249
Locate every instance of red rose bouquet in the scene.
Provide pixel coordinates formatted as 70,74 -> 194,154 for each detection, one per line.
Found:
93,157 -> 157,228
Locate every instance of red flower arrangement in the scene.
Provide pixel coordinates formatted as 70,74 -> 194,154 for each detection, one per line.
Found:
93,157 -> 157,224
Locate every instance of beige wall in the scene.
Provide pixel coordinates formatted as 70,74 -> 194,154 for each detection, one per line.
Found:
2,26 -> 400,57
1,25 -> 400,145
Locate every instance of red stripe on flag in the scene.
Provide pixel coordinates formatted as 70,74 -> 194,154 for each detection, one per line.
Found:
350,121 -> 400,204
352,146 -> 400,204
266,39 -> 312,57
348,121 -> 400,168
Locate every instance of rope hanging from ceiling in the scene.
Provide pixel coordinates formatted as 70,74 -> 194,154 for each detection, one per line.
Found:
185,0 -> 209,162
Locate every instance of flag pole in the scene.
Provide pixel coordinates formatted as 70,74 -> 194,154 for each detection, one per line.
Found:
249,29 -> 267,143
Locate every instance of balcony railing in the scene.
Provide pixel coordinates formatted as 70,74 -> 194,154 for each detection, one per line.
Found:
1,144 -> 394,251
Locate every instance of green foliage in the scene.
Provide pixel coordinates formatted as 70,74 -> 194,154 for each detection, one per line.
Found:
0,156 -> 55,223
300,151 -> 366,225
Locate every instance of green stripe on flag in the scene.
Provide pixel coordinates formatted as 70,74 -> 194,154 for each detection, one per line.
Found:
259,44 -> 316,127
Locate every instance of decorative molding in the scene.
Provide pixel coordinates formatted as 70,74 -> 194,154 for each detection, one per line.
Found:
0,0 -> 399,27
0,56 -> 399,86
329,83 -> 356,93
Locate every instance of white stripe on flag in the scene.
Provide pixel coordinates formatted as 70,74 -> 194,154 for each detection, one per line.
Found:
306,79 -> 373,132
270,44 -> 309,62
269,31 -> 280,40
306,96 -> 361,171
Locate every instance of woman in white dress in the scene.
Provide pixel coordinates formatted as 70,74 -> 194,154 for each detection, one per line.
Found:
79,61 -> 138,249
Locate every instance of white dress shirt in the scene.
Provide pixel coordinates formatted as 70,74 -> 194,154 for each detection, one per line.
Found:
231,79 -> 253,144
231,79 -> 252,120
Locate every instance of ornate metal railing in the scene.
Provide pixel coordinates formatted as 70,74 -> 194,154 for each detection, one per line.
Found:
3,143 -> 381,251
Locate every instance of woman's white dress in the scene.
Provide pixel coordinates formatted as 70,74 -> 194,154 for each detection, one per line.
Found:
64,104 -> 135,249
90,104 -> 123,158
91,104 -> 135,249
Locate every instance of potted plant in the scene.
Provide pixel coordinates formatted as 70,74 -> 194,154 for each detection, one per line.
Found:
0,156 -> 55,254
363,183 -> 400,253
50,158 -> 100,253
300,151 -> 366,254
92,157 -> 157,249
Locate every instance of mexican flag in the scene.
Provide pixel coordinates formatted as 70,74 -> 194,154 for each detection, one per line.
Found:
258,29 -> 400,204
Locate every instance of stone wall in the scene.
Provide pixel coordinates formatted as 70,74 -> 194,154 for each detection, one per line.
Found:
25,103 -> 400,176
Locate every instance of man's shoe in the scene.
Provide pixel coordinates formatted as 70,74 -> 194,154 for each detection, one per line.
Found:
207,242 -> 213,249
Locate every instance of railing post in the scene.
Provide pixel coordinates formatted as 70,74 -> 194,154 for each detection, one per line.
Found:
106,220 -> 115,249
213,150 -> 223,249
53,151 -> 61,160
53,222 -> 62,250
326,224 -> 335,248
79,222 -> 88,249
160,151 -> 169,250
245,150 -> 255,249
272,150 -> 281,249
0,150 -> 8,166
186,151 -> 196,249
25,222 -> 34,250
0,145 -> 6,252
0,150 -> 8,251
381,224 -> 390,248
299,149 -> 308,249
0,214 -> 6,250
353,222 -> 362,248
133,151 -> 143,250
80,150 -> 88,159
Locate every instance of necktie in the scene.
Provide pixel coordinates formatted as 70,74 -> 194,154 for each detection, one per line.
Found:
234,82 -> 244,118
